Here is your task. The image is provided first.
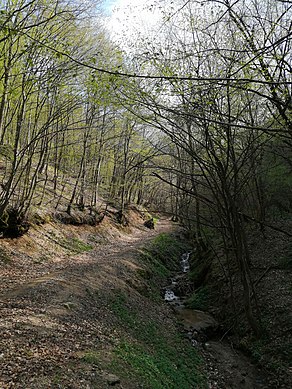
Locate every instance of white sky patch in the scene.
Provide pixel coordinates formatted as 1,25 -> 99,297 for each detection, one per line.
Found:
102,0 -> 117,15
103,0 -> 164,47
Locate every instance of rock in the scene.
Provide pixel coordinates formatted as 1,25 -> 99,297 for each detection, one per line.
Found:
164,289 -> 178,302
173,307 -> 218,333
103,373 -> 120,386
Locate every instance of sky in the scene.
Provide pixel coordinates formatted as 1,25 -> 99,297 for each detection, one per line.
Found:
103,0 -> 155,15
101,0 -> 163,44
102,0 -> 117,15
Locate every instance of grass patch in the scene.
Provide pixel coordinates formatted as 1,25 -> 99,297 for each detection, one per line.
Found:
82,230 -> 205,388
137,233 -> 191,301
114,340 -> 204,389
139,233 -> 190,280
148,233 -> 189,266
139,249 -> 170,279
110,292 -> 138,327
81,351 -> 101,365
153,216 -> 159,225
59,237 -> 93,253
108,292 -> 205,388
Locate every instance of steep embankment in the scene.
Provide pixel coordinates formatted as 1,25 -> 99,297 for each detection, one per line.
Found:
0,210 -> 205,388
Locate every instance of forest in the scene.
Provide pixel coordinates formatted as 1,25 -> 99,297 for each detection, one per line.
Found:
0,0 -> 291,387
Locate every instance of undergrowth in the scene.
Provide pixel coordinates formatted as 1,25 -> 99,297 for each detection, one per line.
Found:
59,237 -> 93,253
109,292 -> 205,388
185,286 -> 210,310
139,233 -> 190,280
136,233 -> 190,301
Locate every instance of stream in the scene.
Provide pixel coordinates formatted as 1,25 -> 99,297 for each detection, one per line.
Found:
164,252 -> 268,389
164,252 -> 218,343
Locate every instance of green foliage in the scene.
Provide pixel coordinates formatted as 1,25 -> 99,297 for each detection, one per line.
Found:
109,292 -> 205,388
153,217 -> 159,225
59,237 -> 93,253
109,292 -> 137,327
52,369 -> 63,385
139,249 -> 170,280
185,286 -> 210,310
114,340 -> 204,389
81,289 -> 206,387
188,246 -> 213,289
143,233 -> 189,271
137,233 -> 190,300
81,351 -> 101,365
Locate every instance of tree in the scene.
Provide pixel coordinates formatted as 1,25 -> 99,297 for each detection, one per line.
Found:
111,0 -> 291,335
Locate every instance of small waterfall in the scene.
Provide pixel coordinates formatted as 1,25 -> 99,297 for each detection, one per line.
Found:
164,252 -> 191,302
163,250 -> 218,349
181,252 -> 191,273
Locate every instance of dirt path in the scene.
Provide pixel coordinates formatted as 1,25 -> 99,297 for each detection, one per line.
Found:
0,216 -> 176,388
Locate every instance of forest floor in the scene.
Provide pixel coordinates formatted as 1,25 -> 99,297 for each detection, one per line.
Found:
0,208 -> 289,388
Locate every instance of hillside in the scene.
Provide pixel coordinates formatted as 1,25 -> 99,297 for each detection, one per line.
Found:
0,209 -> 203,388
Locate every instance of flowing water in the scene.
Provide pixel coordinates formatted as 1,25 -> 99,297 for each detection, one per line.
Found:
164,251 -> 191,303
163,252 -> 267,389
181,251 -> 191,272
164,251 -> 216,332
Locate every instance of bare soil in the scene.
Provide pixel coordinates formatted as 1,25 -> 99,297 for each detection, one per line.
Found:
0,213 -> 176,388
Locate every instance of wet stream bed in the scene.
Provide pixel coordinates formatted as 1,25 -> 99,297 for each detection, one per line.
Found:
164,253 -> 268,389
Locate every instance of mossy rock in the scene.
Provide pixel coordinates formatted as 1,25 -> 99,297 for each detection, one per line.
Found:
30,212 -> 51,225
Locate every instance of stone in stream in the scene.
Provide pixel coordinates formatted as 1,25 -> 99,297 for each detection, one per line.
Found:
174,307 -> 218,333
